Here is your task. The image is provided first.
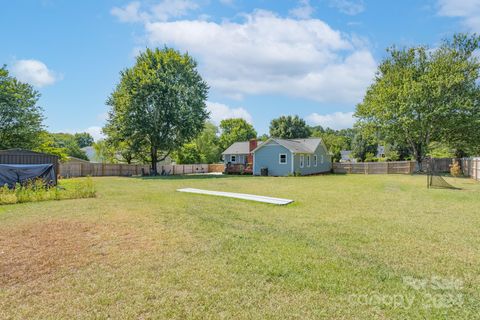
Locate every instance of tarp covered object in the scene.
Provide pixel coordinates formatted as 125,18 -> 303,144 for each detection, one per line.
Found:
0,164 -> 56,188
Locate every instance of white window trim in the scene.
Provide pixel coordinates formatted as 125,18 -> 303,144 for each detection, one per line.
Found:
279,153 -> 287,164
300,154 -> 304,168
230,155 -> 236,163
314,155 -> 318,167
307,155 -> 311,167
291,153 -> 294,173
321,155 -> 324,164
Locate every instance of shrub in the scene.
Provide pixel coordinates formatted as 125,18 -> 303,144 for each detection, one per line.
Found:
0,185 -> 17,204
364,152 -> 376,162
0,177 -> 96,205
450,160 -> 462,177
386,150 -> 400,161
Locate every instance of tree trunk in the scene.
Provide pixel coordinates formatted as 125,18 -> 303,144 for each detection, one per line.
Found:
414,148 -> 425,172
151,146 -> 158,175
416,158 -> 423,172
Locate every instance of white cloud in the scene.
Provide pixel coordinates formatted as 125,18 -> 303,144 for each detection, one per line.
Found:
289,0 -> 314,19
10,59 -> 60,87
329,0 -> 365,15
111,0 -> 198,23
84,126 -> 105,141
306,111 -> 355,129
110,1 -> 146,23
206,101 -> 252,124
438,0 -> 480,32
143,10 -> 376,103
151,0 -> 198,21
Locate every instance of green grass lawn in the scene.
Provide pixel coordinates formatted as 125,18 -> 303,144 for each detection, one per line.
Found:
0,174 -> 479,319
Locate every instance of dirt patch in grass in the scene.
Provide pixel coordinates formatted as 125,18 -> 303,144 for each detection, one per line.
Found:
0,219 -> 153,287
0,221 -> 101,286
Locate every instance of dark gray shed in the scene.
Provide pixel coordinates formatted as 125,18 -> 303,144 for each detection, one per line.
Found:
0,149 -> 59,184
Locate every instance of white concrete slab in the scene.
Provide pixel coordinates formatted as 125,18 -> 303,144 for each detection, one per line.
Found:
177,188 -> 293,205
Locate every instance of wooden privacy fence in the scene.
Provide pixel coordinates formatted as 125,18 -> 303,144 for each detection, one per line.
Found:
333,161 -> 416,174
460,158 -> 480,181
208,163 -> 225,173
421,158 -> 454,172
59,163 -> 214,178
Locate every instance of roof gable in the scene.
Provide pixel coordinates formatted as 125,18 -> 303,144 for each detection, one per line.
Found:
252,138 -> 326,154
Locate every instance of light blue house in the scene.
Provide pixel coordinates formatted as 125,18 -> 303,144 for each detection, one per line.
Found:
251,138 -> 332,176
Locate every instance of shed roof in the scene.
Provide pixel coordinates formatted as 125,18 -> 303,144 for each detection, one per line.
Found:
0,148 -> 58,157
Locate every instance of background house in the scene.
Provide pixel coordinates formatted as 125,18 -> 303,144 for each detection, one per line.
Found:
340,150 -> 356,163
252,138 -> 332,176
376,146 -> 386,158
222,140 -> 263,165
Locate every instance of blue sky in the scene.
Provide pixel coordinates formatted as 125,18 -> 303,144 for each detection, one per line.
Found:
1,0 -> 478,139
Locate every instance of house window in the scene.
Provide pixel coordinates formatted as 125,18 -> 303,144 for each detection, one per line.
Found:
314,155 -> 318,167
306,155 -> 310,167
321,155 -> 324,164
230,155 -> 236,163
300,155 -> 304,168
279,153 -> 287,164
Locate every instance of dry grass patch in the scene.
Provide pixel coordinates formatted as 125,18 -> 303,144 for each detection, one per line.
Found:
0,220 -> 99,286
0,218 -> 158,288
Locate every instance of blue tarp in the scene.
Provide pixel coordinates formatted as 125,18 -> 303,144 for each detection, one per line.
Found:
0,164 -> 56,188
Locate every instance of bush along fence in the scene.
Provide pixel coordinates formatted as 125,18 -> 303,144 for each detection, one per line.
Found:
59,163 -> 225,178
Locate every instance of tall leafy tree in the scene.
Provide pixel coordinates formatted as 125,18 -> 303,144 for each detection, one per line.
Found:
50,133 -> 89,160
174,122 -> 222,164
356,34 -> 480,168
310,126 -> 357,161
174,143 -> 202,164
195,122 -> 221,163
34,132 -> 69,161
92,140 -> 117,163
269,115 -> 311,139
0,66 -> 44,149
351,131 -> 378,162
105,47 -> 209,174
74,132 -> 94,148
219,118 -> 257,151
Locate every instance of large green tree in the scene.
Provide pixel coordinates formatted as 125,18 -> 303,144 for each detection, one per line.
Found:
0,66 -> 44,149
174,122 -> 222,164
269,115 -> 311,139
105,48 -> 209,174
356,34 -> 480,168
310,126 -> 356,162
74,132 -> 94,148
219,118 -> 257,151
50,133 -> 89,160
34,132 -> 69,161
195,122 -> 221,163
